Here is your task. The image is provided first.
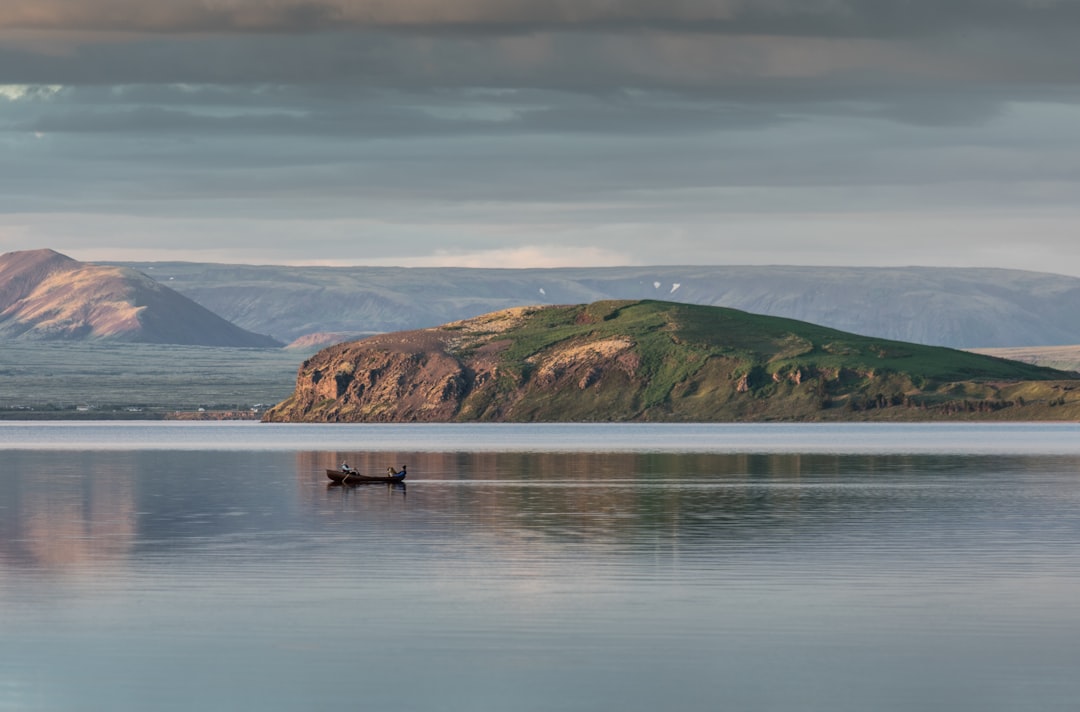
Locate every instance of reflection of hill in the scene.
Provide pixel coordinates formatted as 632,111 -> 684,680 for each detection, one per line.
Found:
7,448 -> 1071,582
0,452 -> 136,570
124,451 -> 301,547
0,451 -> 300,572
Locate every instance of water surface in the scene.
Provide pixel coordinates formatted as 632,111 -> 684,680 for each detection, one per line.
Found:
1,420 -> 1079,454
2,423 -> 1079,711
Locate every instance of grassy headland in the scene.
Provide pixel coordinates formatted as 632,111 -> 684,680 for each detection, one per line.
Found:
265,300 -> 1080,422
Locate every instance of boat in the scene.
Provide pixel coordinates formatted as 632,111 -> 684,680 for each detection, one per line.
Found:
326,468 -> 406,485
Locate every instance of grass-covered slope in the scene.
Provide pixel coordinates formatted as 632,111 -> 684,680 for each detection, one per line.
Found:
264,300 -> 1080,423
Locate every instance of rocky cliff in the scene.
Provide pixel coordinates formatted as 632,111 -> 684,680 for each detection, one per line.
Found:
263,300 -> 1080,423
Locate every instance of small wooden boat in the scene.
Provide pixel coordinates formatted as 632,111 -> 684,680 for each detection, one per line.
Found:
326,468 -> 406,485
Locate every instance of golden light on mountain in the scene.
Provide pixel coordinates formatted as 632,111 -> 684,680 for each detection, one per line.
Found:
0,249 -> 280,346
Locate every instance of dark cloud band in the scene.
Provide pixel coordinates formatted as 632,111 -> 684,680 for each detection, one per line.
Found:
3,0 -> 1080,38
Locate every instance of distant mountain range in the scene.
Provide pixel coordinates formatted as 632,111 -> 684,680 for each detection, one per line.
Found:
971,345 -> 1080,373
0,249 -> 280,347
112,259 -> 1080,349
4,249 -> 1078,350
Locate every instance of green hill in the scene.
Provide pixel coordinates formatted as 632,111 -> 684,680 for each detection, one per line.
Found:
264,300 -> 1080,422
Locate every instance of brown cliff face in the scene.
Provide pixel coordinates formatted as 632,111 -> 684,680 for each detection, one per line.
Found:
265,308 -> 528,422
264,305 -> 651,422
285,333 -> 469,422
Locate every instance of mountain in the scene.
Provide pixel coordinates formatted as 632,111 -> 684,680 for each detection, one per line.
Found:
113,261 -> 1080,348
0,249 -> 281,346
262,300 -> 1080,423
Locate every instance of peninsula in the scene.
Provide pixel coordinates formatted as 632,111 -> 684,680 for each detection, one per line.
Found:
263,300 -> 1080,423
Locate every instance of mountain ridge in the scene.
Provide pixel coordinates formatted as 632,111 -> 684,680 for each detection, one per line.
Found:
0,249 -> 281,346
112,260 -> 1080,348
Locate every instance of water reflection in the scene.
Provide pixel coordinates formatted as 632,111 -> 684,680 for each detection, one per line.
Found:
300,448 -> 1032,481
2,451 -> 305,572
293,450 -> 1080,552
4,444 -> 1080,712
5,450 -> 1079,576
0,452 -> 136,571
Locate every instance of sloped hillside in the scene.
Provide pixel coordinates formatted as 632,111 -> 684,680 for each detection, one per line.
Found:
264,300 -> 1080,423
0,249 -> 280,346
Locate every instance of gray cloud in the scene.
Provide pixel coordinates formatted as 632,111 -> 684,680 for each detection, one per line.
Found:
4,0 -> 1080,38
2,26 -> 1080,110
3,1 -> 1080,276
2,84 -> 789,141
2,1 -> 1078,136
5,83 -> 1078,216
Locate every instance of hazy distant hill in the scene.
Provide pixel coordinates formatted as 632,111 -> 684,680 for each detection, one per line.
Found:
284,331 -> 377,351
264,300 -> 1080,423
113,261 -> 1080,349
970,345 -> 1080,373
0,249 -> 281,346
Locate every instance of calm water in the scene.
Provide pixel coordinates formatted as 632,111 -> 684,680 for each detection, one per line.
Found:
2,423 -> 1080,711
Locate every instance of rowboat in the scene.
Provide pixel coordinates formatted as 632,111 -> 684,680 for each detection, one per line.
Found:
326,469 -> 406,485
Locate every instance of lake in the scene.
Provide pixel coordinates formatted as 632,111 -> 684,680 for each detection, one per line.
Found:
2,422 -> 1080,711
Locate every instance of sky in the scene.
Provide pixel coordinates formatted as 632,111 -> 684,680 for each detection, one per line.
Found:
2,1 -> 1080,274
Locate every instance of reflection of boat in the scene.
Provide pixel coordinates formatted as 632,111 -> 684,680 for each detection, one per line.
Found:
326,469 -> 406,485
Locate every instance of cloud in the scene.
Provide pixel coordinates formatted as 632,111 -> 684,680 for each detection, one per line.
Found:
1,84 -> 793,142
2,31 -> 1077,118
1,1 -> 1078,83
373,245 -> 635,269
0,1 -> 869,34
3,1 -> 1080,38
0,2 -> 1077,136
4,84 -> 1079,221
0,1 -> 346,33
2,1 -> 1080,277
0,2 -> 1076,135
0,84 -> 62,100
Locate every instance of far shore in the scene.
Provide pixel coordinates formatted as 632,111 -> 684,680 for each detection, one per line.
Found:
0,409 -> 263,421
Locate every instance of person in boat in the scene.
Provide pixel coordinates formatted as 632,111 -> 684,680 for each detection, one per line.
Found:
340,462 -> 353,473
388,465 -> 407,478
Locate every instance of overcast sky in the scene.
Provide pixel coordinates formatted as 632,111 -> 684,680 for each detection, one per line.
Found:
2,0 -> 1080,274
